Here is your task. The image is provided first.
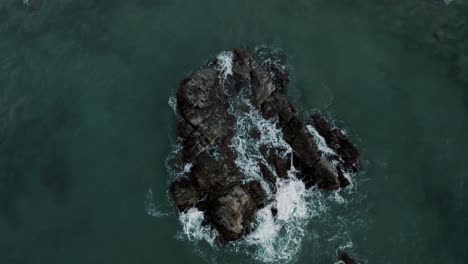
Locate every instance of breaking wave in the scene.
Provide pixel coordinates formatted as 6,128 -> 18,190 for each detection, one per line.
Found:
166,49 -> 362,263
168,96 -> 177,114
306,124 -> 337,157
216,51 -> 234,81
179,208 -> 219,245
228,90 -> 293,195
244,179 -> 310,263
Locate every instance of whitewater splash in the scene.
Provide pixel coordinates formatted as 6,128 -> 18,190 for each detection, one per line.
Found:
229,97 -> 353,262
307,123 -> 355,188
167,49 -> 360,263
307,125 -> 338,157
228,90 -> 293,195
168,96 -> 177,114
216,51 -> 234,81
245,178 -> 310,263
179,208 -> 219,245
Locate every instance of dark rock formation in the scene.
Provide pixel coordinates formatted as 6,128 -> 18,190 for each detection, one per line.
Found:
309,114 -> 360,188
338,252 -> 356,264
169,48 -> 359,243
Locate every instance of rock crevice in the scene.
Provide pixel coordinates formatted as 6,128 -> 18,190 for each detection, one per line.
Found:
170,48 -> 360,243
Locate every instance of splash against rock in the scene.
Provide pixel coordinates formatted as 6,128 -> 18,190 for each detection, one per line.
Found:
169,49 -> 360,247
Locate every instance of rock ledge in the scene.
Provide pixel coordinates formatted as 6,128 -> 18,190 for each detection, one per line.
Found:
170,48 -> 360,243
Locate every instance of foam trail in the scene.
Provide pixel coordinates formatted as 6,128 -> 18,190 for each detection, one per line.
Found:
168,96 -> 177,114
216,51 -> 234,80
306,124 -> 337,157
328,190 -> 346,204
179,208 -> 218,246
229,94 -> 293,194
167,49 -> 360,263
307,124 -> 355,187
245,178 -> 310,263
227,90 -> 312,262
183,163 -> 193,173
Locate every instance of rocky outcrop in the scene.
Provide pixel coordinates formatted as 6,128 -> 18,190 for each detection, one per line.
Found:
169,48 -> 359,243
338,252 -> 357,264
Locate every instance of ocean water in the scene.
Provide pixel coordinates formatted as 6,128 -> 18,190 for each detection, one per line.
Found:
1,0 -> 468,263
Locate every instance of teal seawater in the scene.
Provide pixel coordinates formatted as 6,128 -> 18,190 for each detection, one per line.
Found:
1,0 -> 467,263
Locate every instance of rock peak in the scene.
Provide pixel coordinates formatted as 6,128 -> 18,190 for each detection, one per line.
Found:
170,48 -> 360,243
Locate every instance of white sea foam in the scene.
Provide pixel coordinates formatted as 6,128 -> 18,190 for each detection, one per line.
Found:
245,178 -> 309,263
165,138 -> 192,179
275,179 -> 308,221
306,124 -> 337,157
307,124 -> 355,188
168,49 -> 360,263
169,117 -> 357,263
216,51 -> 234,80
179,208 -> 218,246
333,241 -> 355,264
206,145 -> 222,161
338,241 -> 354,251
183,163 -> 193,173
226,91 -> 313,262
229,93 -> 293,194
328,190 -> 346,204
169,95 -> 358,262
254,45 -> 286,75
168,96 -> 177,114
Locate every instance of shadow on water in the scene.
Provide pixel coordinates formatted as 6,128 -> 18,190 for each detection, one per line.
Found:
0,162 -> 25,226
422,176 -> 468,262
446,54 -> 468,110
0,92 -> 76,225
40,148 -> 70,204
463,85 -> 468,110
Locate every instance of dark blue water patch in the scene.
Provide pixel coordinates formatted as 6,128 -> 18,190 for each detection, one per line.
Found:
0,90 -> 78,224
0,162 -> 25,226
39,148 -> 71,204
422,178 -> 468,262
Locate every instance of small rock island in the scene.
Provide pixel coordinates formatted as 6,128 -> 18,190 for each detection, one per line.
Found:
170,48 -> 359,244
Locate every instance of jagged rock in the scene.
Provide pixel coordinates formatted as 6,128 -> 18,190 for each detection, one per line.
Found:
270,63 -> 289,92
206,183 -> 266,242
170,178 -> 200,211
259,145 -> 291,179
191,152 -> 241,193
259,162 -> 277,185
338,252 -> 356,264
169,48 -> 360,243
309,114 -> 360,173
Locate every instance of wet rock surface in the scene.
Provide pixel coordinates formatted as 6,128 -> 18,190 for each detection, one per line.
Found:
338,252 -> 357,264
169,48 -> 360,243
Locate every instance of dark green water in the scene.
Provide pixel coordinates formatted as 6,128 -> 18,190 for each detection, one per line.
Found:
1,0 -> 468,263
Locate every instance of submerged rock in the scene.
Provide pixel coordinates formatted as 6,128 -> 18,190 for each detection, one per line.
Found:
169,48 -> 359,243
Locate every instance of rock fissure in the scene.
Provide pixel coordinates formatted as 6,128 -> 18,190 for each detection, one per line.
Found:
170,48 -> 360,242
